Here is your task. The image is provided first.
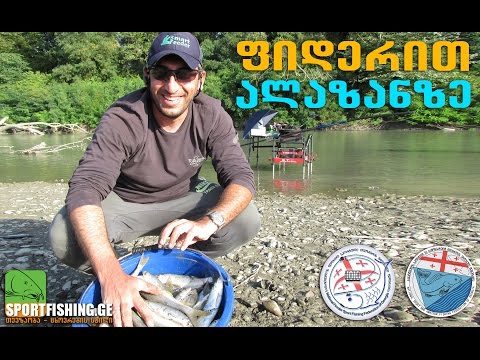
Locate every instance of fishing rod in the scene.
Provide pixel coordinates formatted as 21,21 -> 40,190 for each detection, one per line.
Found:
241,110 -> 415,147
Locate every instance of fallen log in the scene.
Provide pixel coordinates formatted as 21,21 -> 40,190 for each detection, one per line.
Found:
0,121 -> 89,134
10,137 -> 91,155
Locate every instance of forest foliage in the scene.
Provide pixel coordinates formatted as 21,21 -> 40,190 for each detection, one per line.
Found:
0,32 -> 478,130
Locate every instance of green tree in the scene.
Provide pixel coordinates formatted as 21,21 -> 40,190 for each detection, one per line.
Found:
116,32 -> 158,76
0,32 -> 479,128
0,53 -> 31,84
0,71 -> 51,122
50,32 -> 121,82
0,32 -> 60,73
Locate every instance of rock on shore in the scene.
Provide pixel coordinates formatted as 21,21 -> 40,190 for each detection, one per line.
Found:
0,182 -> 479,327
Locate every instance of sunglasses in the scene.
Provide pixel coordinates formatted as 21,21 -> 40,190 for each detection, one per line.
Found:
149,66 -> 202,83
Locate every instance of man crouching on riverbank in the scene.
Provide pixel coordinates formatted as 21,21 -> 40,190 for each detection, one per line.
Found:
48,32 -> 261,327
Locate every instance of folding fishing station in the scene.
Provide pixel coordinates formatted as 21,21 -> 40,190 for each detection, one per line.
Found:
271,129 -> 314,180
242,109 -> 315,180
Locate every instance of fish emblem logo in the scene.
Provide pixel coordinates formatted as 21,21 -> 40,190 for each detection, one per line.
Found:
320,245 -> 395,320
405,246 -> 476,317
2,269 -> 46,318
3,269 -> 45,303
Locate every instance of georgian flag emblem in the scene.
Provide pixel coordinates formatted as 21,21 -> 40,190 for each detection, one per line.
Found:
405,246 -> 476,317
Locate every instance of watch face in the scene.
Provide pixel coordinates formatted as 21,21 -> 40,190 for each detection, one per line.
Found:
209,212 -> 224,226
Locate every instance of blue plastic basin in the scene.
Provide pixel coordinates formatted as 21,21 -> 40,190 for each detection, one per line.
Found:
75,248 -> 234,327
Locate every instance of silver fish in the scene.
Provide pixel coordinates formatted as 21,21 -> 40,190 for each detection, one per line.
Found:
131,253 -> 149,277
157,274 -> 213,291
144,300 -> 193,327
193,282 -> 211,310
140,271 -> 210,327
132,300 -> 192,327
197,276 -> 224,327
130,257 -> 195,326
175,287 -> 199,308
132,310 -> 147,327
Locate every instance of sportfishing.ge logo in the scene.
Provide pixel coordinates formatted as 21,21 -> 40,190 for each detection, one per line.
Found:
2,269 -> 46,317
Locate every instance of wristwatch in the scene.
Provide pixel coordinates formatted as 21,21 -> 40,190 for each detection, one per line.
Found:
207,211 -> 225,230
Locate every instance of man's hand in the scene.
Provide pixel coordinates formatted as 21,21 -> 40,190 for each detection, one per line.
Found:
100,270 -> 162,327
70,205 -> 162,327
158,183 -> 253,251
158,217 -> 217,251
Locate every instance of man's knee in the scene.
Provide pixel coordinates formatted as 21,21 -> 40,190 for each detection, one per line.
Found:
235,201 -> 262,238
48,207 -> 90,271
48,207 -> 69,259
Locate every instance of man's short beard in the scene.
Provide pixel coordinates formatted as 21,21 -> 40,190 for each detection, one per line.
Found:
150,89 -> 188,120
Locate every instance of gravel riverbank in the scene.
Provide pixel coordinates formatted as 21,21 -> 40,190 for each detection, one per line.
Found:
0,182 -> 479,327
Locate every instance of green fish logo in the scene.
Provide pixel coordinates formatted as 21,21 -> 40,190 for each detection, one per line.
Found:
3,269 -> 46,303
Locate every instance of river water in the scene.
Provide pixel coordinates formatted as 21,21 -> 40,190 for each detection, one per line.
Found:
0,130 -> 479,197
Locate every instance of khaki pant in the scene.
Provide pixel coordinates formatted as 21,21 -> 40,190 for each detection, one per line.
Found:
48,182 -> 261,273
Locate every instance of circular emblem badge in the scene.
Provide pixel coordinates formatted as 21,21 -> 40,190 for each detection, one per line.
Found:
320,245 -> 395,320
405,245 -> 476,317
